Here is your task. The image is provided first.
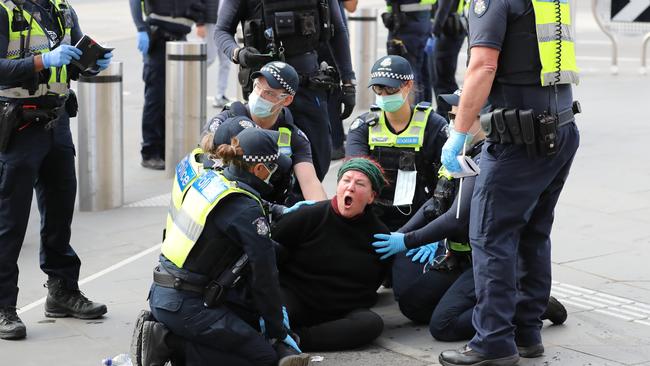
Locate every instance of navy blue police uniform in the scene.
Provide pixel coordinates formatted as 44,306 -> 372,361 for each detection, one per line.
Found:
429,0 -> 466,117
215,0 -> 356,181
149,129 -> 290,365
129,0 -> 193,167
437,0 -> 581,363
0,0 -> 96,314
383,0 -> 434,103
346,55 -> 448,231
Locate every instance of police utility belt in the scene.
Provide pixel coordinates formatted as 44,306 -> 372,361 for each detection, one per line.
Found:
153,255 -> 248,308
480,101 -> 581,158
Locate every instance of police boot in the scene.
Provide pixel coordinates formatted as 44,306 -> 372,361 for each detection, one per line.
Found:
0,306 -> 26,340
541,296 -> 567,325
44,278 -> 107,319
275,332 -> 310,366
130,310 -> 154,366
142,320 -> 172,366
439,345 -> 519,366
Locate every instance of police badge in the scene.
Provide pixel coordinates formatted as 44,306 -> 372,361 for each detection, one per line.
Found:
473,0 -> 489,17
253,217 -> 270,236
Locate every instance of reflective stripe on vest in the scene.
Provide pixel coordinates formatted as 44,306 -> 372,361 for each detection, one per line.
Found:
0,0 -> 71,98
162,170 -> 262,268
531,0 -> 579,86
456,0 -> 465,15
147,13 -> 194,27
387,0 -> 437,13
447,239 -> 471,252
368,103 -> 432,152
278,127 -> 292,157
169,148 -> 205,216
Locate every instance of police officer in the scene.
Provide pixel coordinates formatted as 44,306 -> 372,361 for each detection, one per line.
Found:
438,0 -> 580,363
346,55 -> 448,233
0,0 -> 111,340
214,0 -> 357,181
428,0 -> 467,117
129,0 -> 205,170
382,0 -> 435,103
205,61 -> 327,204
144,128 -> 308,366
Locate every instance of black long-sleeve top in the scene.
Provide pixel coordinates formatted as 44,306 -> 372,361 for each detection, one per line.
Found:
214,0 -> 355,81
398,172 -> 475,249
272,198 -> 389,317
0,0 -> 82,91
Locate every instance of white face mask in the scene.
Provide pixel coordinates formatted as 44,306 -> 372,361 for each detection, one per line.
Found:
262,162 -> 278,184
249,92 -> 277,118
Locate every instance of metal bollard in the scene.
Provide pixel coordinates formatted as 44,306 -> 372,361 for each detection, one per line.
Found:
77,62 -> 124,211
348,8 -> 378,111
165,41 -> 207,176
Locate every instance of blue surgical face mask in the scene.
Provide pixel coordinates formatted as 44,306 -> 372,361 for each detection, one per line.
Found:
249,92 -> 276,118
375,92 -> 406,112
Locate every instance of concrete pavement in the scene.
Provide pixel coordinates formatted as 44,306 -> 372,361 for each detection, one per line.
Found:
2,0 -> 650,364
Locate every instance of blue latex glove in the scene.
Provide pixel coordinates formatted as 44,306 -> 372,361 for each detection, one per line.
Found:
283,334 -> 302,353
424,36 -> 437,55
441,128 -> 469,173
372,232 -> 406,260
137,31 -> 149,54
42,45 -> 82,69
406,241 -> 441,264
283,200 -> 316,215
96,52 -> 113,71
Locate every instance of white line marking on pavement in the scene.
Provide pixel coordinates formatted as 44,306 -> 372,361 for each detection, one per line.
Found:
17,243 -> 161,315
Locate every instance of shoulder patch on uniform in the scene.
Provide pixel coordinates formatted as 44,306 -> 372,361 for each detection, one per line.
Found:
239,119 -> 255,129
473,0 -> 489,17
208,116 -> 224,133
253,217 -> 270,236
349,118 -> 364,131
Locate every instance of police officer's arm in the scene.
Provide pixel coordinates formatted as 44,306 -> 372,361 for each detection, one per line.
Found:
214,0 -> 244,62
432,0 -> 454,37
328,0 -> 355,82
129,0 -> 148,32
454,0 -> 507,133
224,199 -> 288,340
291,129 -> 327,200
0,7 -> 37,82
402,175 -> 476,248
345,117 -> 370,156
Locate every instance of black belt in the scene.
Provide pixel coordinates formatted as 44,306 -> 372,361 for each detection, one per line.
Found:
153,265 -> 206,293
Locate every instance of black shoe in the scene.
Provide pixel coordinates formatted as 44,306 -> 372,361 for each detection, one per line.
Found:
141,158 -> 165,170
542,296 -> 567,325
142,321 -> 172,366
274,339 -> 310,366
131,310 -> 154,366
44,278 -> 107,319
439,345 -> 519,366
517,343 -> 544,358
330,146 -> 345,161
0,307 -> 26,340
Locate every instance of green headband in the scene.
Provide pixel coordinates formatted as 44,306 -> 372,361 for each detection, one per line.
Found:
337,158 -> 387,194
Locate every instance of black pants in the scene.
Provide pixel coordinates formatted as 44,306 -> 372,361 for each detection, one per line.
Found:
150,284 -> 277,366
327,87 -> 345,150
0,115 -> 81,307
392,252 -> 476,342
282,287 -> 384,351
141,37 -> 166,160
289,87 -> 331,180
429,33 -> 465,116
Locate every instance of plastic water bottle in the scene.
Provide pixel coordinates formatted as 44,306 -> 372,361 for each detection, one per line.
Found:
102,354 -> 133,366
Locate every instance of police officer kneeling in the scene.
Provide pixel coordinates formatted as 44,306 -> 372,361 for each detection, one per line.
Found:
438,0 -> 581,364
139,129 -> 309,366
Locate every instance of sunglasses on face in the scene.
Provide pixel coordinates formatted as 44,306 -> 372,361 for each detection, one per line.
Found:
371,84 -> 403,96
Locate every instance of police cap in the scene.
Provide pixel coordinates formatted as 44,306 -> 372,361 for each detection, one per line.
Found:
236,128 -> 281,164
251,61 -> 299,96
213,116 -> 259,147
368,55 -> 414,89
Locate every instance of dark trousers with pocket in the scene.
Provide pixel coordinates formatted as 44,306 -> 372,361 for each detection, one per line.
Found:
149,284 -> 278,366
468,123 -> 580,358
141,39 -> 166,161
0,115 -> 81,307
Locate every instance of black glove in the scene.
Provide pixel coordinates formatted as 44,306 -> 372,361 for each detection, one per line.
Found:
186,2 -> 207,23
238,47 -> 273,68
340,84 -> 356,120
